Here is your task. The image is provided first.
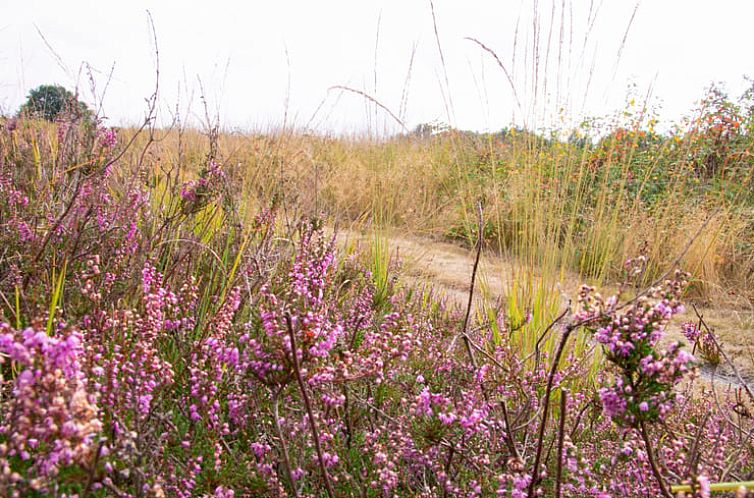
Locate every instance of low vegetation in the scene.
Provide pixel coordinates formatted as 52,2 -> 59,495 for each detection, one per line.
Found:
0,82 -> 753,497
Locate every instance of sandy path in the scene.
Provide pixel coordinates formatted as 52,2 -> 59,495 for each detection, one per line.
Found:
337,228 -> 754,383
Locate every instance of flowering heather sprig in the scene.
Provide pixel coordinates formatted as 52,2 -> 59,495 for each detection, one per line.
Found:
681,321 -> 720,366
582,270 -> 696,426
211,485 -> 235,498
682,321 -> 702,343
0,324 -> 101,494
97,263 -> 177,420
0,164 -> 34,243
181,159 -> 227,207
177,287 -> 243,480
246,227 -> 344,387
96,126 -> 117,150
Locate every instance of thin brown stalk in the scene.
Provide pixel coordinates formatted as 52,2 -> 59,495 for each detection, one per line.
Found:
527,323 -> 574,497
569,399 -> 595,441
285,313 -> 336,498
461,201 -> 484,366
683,412 -> 709,484
463,334 -> 509,372
500,399 -> 522,462
525,304 -> 571,369
81,439 -> 106,498
272,386 -> 299,497
638,419 -> 673,498
328,85 -> 407,132
465,37 -> 522,114
555,389 -> 568,498
342,384 -> 354,450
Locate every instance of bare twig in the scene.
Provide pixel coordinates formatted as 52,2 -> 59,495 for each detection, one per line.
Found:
684,412 -> 709,482
527,323 -> 574,497
81,439 -> 106,498
272,385 -> 299,497
500,399 -> 522,462
285,313 -> 335,498
555,390 -> 568,498
524,304 -> 571,369
639,419 -> 673,498
461,201 -> 484,370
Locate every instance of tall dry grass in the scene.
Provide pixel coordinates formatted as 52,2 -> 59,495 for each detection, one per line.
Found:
123,116 -> 753,307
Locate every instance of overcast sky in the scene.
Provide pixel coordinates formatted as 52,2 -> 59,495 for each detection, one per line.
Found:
2,1 -> 753,134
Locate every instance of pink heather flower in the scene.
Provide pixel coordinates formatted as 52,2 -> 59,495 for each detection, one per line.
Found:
97,127 -> 117,149
475,364 -> 490,383
512,474 -> 531,498
250,442 -> 270,459
438,412 -> 457,425
697,474 -> 711,498
682,322 -> 701,342
214,486 -> 235,498
321,452 -> 339,468
416,387 -> 433,416
0,327 -> 101,485
181,181 -> 198,202
459,409 -> 485,430
638,402 -> 649,412
599,387 -> 627,419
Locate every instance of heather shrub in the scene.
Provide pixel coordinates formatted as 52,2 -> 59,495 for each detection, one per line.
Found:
0,325 -> 101,493
0,114 -> 752,497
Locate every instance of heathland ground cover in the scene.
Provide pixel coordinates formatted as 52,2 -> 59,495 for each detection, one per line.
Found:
1,81 -> 754,497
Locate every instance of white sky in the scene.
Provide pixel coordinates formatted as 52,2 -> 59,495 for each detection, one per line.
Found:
2,1 -> 754,134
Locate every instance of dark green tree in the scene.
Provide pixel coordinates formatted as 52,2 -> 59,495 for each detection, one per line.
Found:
18,85 -> 91,121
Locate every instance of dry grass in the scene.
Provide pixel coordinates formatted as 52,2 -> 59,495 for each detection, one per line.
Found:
121,125 -> 753,309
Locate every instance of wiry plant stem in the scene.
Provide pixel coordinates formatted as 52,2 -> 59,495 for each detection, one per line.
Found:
286,313 -> 336,498
555,389 -> 568,498
528,324 -> 573,497
272,386 -> 299,497
461,201 -> 484,372
639,419 -> 673,498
